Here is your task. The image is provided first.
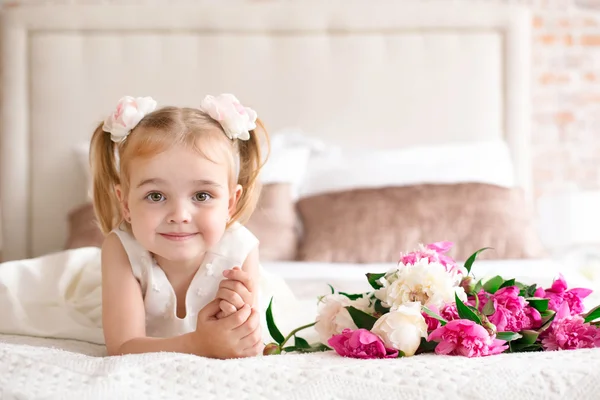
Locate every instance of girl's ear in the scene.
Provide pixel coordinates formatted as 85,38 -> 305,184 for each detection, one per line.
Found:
115,184 -> 131,222
228,184 -> 243,218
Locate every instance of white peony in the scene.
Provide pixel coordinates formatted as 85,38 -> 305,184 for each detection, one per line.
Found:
375,259 -> 467,310
314,294 -> 373,345
370,302 -> 428,356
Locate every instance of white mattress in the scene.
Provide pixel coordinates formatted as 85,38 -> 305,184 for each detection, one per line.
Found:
1,256 -> 600,399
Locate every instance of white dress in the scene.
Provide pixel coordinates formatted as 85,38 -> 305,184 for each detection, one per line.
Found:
112,222 -> 289,340
0,223 -> 300,345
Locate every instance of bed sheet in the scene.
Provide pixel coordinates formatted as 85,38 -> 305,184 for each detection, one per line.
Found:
1,332 -> 600,400
2,256 -> 600,399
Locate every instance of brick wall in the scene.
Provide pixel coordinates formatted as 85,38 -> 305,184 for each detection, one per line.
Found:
530,7 -> 600,202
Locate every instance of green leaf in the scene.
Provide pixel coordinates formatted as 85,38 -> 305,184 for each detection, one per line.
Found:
338,292 -> 365,301
515,281 -> 528,290
474,280 -> 483,294
514,330 -> 540,345
540,310 -> 556,327
397,350 -> 406,358
422,306 -> 447,326
509,342 -> 544,353
374,299 -> 389,315
482,300 -> 496,316
416,338 -> 438,354
294,336 -> 311,349
295,343 -> 331,353
483,275 -> 504,294
499,279 -> 516,289
526,284 -> 538,298
366,273 -> 386,290
496,331 -> 522,342
266,297 -> 285,345
327,284 -> 335,294
346,306 -> 379,330
455,293 -> 482,325
526,298 -> 549,313
282,346 -> 297,353
464,247 -> 492,274
584,305 -> 600,323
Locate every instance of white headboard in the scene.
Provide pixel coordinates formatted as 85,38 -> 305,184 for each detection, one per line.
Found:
0,1 -> 531,261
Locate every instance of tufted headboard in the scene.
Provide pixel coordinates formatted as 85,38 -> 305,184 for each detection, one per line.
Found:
0,1 -> 531,261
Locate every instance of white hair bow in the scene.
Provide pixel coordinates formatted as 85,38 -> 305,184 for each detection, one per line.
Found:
199,94 -> 257,140
102,96 -> 157,143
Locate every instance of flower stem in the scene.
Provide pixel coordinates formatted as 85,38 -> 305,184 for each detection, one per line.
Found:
280,322 -> 317,347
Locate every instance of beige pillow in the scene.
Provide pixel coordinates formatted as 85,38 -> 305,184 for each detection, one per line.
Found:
296,183 -> 547,263
64,183 -> 299,261
245,183 -> 299,261
64,202 -> 104,250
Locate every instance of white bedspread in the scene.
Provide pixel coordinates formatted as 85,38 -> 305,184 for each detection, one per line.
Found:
2,249 -> 600,399
1,333 -> 600,400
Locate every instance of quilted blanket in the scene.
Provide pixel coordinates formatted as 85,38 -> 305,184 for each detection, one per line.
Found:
1,333 -> 599,400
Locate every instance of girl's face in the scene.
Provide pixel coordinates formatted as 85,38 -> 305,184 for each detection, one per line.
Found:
118,144 -> 241,264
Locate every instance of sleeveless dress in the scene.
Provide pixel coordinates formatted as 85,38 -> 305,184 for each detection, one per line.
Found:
0,223 -> 300,345
111,222 -> 292,341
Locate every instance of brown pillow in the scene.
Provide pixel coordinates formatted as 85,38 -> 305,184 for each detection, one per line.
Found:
64,183 -> 299,261
245,183 -> 299,261
296,183 -> 547,263
64,202 -> 104,250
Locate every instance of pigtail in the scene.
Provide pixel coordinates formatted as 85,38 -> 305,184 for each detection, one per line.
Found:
231,118 -> 270,224
89,122 -> 122,235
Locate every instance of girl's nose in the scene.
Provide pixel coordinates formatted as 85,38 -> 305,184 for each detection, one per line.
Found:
167,201 -> 192,224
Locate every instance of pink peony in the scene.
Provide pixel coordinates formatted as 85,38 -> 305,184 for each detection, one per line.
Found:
422,305 -> 442,331
542,302 -> 600,351
440,303 -> 459,321
427,319 -> 508,357
399,241 -> 463,278
328,329 -> 399,359
482,286 -> 542,332
534,274 -> 593,315
422,303 -> 460,331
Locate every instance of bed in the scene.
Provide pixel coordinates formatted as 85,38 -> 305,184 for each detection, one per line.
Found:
1,1 -> 599,399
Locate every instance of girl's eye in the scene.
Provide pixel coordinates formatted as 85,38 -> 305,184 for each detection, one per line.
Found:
194,192 -> 212,202
146,192 -> 165,202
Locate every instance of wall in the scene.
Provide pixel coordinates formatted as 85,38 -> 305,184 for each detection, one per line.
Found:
531,4 -> 600,202
1,0 -> 599,200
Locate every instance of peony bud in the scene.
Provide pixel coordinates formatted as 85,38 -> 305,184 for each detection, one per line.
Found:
460,276 -> 475,295
480,316 -> 497,337
263,343 -> 281,356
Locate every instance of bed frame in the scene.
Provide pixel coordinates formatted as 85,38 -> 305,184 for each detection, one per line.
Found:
0,1 -> 531,261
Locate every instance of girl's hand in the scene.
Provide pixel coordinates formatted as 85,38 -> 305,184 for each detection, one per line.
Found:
191,298 -> 263,358
215,267 -> 255,319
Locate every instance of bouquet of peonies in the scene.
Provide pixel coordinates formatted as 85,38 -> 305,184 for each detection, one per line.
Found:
264,242 -> 600,358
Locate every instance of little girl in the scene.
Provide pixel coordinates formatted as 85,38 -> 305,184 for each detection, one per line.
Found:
91,94 -> 276,359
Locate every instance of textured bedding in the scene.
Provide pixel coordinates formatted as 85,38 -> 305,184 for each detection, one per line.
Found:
1,253 -> 600,399
2,333 -> 600,400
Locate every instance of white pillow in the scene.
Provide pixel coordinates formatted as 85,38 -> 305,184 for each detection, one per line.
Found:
259,128 -> 325,199
298,139 -> 516,198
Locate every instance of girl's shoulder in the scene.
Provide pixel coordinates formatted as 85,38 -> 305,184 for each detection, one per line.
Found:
107,224 -> 150,280
209,222 -> 259,262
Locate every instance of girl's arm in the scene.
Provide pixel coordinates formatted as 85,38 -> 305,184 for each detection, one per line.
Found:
102,233 -> 259,357
101,233 -> 196,356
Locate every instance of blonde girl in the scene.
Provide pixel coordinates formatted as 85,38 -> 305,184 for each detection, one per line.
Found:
91,94 -> 270,359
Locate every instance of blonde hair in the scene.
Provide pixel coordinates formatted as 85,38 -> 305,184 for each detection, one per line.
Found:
89,106 -> 269,235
